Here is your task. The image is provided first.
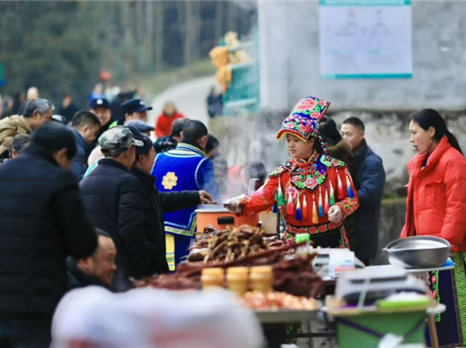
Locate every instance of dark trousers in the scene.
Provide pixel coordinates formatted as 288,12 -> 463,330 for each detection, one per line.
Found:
0,320 -> 51,348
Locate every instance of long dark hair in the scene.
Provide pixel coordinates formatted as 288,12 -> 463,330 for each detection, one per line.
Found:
319,116 -> 342,147
411,109 -> 463,155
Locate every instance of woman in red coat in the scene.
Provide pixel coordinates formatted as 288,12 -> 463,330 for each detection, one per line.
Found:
154,102 -> 185,138
401,109 -> 466,347
227,96 -> 359,248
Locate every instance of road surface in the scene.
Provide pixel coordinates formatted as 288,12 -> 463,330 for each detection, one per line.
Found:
149,76 -> 215,128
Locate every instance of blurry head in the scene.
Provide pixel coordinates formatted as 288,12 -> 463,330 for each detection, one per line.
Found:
99,126 -> 143,169
180,120 -> 208,151
286,134 -> 316,160
163,102 -> 177,117
341,117 -> 365,151
89,98 -> 111,127
30,122 -> 77,169
26,87 -> 39,101
72,111 -> 101,144
9,133 -> 30,159
319,116 -> 342,147
244,161 -> 267,190
62,94 -> 73,108
94,83 -> 104,94
88,146 -> 104,167
171,118 -> 189,142
22,98 -> 54,130
410,109 -> 463,155
76,229 -> 117,288
205,134 -> 220,158
122,99 -> 152,123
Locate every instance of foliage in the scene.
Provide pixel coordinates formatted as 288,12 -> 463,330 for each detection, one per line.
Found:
0,1 -> 256,106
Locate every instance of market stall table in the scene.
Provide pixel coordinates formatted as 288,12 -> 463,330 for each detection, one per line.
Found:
255,308 -> 330,348
366,263 -> 455,348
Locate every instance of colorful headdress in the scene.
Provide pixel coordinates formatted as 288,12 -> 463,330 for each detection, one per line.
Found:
276,96 -> 331,153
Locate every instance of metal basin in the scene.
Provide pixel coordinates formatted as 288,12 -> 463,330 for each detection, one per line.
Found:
384,236 -> 450,269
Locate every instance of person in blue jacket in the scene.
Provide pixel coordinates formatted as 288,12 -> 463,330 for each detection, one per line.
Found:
152,120 -> 220,270
341,117 -> 386,266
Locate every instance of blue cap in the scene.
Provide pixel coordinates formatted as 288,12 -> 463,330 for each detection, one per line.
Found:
125,120 -> 154,133
121,99 -> 153,113
89,97 -> 110,110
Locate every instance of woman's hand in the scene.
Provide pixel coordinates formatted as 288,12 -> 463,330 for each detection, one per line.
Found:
328,205 -> 343,223
225,195 -> 245,214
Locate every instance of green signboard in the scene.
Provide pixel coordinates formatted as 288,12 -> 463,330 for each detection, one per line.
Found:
0,64 -> 4,87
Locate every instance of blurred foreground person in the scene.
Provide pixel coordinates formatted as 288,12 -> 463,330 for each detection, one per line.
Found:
152,120 -> 218,270
153,117 -> 188,153
70,111 -> 101,181
52,287 -> 264,348
68,229 -> 117,290
155,102 -> 184,138
130,127 -> 208,274
0,98 -> 53,159
80,126 -> 152,291
0,123 -> 97,347
0,133 -> 30,164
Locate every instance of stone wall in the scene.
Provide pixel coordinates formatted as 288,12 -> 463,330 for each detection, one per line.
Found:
211,110 -> 466,196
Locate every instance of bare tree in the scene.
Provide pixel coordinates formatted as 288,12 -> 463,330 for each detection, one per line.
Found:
154,1 -> 164,71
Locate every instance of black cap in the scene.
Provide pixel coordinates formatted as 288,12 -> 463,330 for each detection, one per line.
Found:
89,97 -> 110,110
126,125 -> 153,156
121,99 -> 153,113
125,120 -> 154,133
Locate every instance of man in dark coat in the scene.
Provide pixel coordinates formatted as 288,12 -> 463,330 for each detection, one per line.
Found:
0,122 -> 97,347
80,126 -> 150,291
70,111 -> 101,181
128,127 -> 211,274
67,229 -> 117,290
341,117 -> 386,266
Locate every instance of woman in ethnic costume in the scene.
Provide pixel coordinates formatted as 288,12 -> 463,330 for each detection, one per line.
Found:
227,96 -> 359,248
402,109 -> 466,347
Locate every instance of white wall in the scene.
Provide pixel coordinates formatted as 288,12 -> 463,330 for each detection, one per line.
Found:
259,0 -> 466,111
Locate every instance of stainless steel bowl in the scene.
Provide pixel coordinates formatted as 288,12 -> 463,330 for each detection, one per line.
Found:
384,236 -> 450,269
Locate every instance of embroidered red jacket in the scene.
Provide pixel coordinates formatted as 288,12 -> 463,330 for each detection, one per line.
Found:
241,155 -> 359,235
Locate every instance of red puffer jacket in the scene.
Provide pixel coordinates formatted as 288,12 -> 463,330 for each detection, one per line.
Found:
401,137 -> 466,252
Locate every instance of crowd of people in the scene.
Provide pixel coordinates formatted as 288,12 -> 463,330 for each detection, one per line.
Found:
0,86 -> 465,347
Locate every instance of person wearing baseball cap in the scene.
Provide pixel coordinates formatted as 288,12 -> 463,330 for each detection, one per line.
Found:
125,119 -> 154,137
89,97 -> 117,139
128,126 -> 212,274
121,98 -> 152,124
80,126 -> 150,291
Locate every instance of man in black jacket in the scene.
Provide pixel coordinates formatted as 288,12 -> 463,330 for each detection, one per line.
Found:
128,127 -> 212,274
80,126 -> 149,291
70,110 -> 101,181
0,122 -> 97,347
341,117 -> 386,266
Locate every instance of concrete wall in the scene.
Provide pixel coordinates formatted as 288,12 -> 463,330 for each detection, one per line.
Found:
259,0 -> 466,111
